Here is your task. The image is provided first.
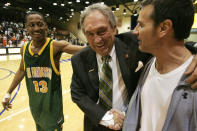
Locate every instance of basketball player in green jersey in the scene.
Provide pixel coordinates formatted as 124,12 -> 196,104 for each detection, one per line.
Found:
2,11 -> 84,131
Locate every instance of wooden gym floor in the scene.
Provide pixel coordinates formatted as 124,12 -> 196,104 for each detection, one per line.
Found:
0,53 -> 84,131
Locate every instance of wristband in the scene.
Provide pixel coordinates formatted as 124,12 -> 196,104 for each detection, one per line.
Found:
2,93 -> 11,102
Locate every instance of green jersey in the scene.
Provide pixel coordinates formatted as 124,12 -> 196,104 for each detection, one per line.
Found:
23,38 -> 64,130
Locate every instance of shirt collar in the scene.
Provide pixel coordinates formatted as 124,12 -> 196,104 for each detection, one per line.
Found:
97,45 -> 115,63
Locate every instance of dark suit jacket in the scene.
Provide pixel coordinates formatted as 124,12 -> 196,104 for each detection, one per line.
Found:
70,32 -> 151,131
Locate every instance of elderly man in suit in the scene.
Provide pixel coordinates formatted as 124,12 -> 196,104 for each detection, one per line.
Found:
70,3 -> 151,131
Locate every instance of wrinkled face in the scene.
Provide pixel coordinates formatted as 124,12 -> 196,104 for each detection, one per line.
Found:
26,14 -> 47,42
133,5 -> 160,54
83,10 -> 116,56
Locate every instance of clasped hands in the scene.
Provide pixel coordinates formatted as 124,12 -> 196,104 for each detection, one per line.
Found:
104,109 -> 125,130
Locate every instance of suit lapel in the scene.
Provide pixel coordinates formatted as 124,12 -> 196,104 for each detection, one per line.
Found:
86,48 -> 99,91
115,37 -> 131,89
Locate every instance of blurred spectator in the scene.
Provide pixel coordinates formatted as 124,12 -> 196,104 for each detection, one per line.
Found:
0,21 -> 85,48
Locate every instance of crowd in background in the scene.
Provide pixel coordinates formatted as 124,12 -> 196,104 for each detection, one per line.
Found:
0,21 -> 29,47
0,21 -> 85,48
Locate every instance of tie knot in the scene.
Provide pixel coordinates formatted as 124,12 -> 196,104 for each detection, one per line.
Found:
102,55 -> 111,63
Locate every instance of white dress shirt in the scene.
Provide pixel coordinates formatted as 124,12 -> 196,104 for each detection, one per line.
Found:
97,45 -> 128,126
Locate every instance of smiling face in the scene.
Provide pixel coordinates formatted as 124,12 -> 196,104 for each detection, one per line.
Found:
133,5 -> 160,54
26,14 -> 47,42
83,10 -> 116,56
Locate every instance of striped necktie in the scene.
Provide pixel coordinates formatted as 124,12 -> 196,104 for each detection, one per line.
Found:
99,55 -> 112,110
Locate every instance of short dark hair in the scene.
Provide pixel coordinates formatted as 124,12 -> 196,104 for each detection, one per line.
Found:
25,11 -> 46,23
141,0 -> 194,40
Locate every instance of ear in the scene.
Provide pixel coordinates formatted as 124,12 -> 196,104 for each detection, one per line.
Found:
158,19 -> 172,38
112,25 -> 117,35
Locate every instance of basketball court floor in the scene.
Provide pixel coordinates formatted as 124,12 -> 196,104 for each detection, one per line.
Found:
0,53 -> 84,131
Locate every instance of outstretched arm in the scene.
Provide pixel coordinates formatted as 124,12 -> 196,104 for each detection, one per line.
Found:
2,46 -> 25,110
53,40 -> 84,55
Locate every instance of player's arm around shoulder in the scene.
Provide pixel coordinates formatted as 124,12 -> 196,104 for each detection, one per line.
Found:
53,40 -> 84,55
2,45 -> 25,110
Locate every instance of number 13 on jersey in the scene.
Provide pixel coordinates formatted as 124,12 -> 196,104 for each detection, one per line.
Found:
33,80 -> 48,93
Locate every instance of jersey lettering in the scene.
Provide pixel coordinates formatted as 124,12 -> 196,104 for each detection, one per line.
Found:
26,67 -> 52,80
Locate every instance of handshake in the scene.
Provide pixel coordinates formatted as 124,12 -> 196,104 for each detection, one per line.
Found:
100,109 -> 125,130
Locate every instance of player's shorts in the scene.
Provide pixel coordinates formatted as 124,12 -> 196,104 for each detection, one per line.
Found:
36,123 -> 63,131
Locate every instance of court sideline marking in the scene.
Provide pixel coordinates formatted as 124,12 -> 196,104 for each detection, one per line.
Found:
0,68 -> 21,116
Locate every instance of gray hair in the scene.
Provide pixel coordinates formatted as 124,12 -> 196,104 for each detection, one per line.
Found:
80,3 -> 117,33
